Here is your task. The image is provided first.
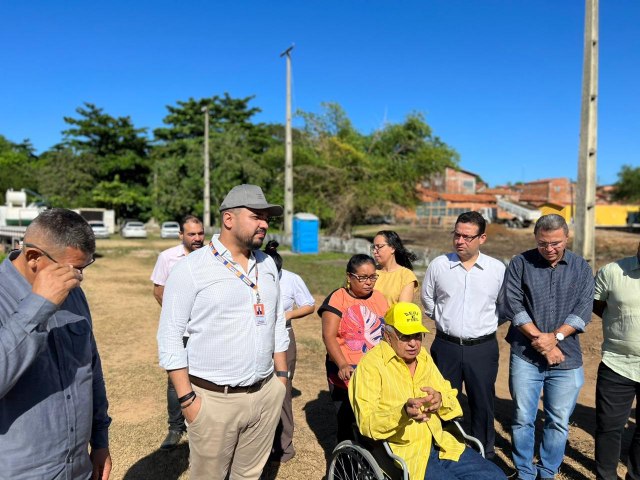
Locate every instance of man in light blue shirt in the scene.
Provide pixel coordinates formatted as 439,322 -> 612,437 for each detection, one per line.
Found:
0,209 -> 111,480
422,211 -> 505,460
157,184 -> 289,480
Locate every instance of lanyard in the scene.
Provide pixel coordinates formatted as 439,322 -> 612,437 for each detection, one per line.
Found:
209,242 -> 261,303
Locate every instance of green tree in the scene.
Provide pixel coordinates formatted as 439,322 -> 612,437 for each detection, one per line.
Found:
292,105 -> 459,235
151,94 -> 275,223
0,135 -> 40,204
38,103 -> 152,217
613,165 -> 640,202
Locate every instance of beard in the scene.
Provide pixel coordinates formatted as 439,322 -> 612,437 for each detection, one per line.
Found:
241,229 -> 267,250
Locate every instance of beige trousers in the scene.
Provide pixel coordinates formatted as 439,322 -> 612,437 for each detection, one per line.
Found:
188,375 -> 286,479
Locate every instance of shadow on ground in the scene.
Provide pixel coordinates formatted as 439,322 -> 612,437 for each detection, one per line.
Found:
304,389 -> 338,464
123,443 -> 189,480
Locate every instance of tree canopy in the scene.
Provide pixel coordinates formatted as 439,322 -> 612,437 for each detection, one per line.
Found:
1,95 -> 460,234
613,165 -> 640,203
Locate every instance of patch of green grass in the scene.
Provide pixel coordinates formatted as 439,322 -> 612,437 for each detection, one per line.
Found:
281,252 -> 350,298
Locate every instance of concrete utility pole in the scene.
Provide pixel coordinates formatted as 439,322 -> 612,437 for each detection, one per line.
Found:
574,0 -> 599,271
280,45 -> 294,243
202,106 -> 211,233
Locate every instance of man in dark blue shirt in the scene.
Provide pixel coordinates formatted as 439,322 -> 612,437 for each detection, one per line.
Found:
0,209 -> 111,479
501,214 -> 593,480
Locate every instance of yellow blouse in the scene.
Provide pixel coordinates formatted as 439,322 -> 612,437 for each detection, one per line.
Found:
374,267 -> 418,306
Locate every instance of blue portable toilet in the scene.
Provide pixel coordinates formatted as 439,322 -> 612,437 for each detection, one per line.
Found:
292,213 -> 319,254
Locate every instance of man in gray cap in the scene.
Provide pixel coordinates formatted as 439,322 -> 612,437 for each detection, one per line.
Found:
157,184 -> 289,479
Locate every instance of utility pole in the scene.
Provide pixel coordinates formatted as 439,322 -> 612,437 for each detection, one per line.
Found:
202,106 -> 211,233
574,0 -> 598,271
280,45 -> 294,243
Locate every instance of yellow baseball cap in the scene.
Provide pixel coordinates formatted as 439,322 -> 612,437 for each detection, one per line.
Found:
384,302 -> 429,335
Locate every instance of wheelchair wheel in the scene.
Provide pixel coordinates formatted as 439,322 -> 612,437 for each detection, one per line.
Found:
327,441 -> 386,480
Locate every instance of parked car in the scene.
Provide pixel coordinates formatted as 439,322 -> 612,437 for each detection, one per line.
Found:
160,221 -> 180,239
120,221 -> 147,239
88,221 -> 110,239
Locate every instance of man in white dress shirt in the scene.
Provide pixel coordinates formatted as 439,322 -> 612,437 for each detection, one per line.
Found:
150,215 -> 204,450
421,211 -> 505,460
157,185 -> 289,479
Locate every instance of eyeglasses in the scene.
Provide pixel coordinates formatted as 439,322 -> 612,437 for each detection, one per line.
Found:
393,328 -> 423,342
536,240 -> 564,250
23,243 -> 95,273
369,244 -> 388,252
349,273 -> 379,283
451,231 -> 481,243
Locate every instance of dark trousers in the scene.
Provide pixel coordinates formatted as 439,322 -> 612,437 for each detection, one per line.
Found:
167,336 -> 189,433
271,328 -> 297,462
595,362 -> 640,480
329,383 -> 356,443
430,335 -> 499,457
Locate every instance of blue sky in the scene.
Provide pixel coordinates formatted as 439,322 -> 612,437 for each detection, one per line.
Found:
1,1 -> 638,187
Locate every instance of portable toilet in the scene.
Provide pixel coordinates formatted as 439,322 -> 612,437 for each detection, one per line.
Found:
292,213 -> 319,254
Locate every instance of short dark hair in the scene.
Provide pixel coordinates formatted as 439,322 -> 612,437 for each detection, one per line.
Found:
376,230 -> 417,270
26,208 -> 95,255
346,254 -> 376,274
455,211 -> 486,236
534,214 -> 568,236
180,215 -> 203,232
264,240 -> 283,272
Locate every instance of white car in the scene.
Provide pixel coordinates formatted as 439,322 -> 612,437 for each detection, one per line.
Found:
89,221 -> 110,239
121,221 -> 147,239
160,221 -> 180,239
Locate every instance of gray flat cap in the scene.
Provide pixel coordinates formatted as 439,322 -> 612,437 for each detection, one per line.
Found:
219,184 -> 284,217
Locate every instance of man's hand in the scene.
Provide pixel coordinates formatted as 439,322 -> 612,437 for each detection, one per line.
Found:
278,376 -> 288,387
32,263 -> 82,306
90,447 -> 112,480
182,395 -> 202,424
421,387 -> 442,413
531,332 -> 557,354
543,347 -> 565,366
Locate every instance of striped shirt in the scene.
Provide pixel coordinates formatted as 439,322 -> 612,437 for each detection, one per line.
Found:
501,248 -> 594,369
157,234 -> 289,386
348,341 -> 464,480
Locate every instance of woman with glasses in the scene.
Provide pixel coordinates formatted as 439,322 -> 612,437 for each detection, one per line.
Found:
263,241 -> 316,464
318,254 -> 388,442
370,230 -> 418,306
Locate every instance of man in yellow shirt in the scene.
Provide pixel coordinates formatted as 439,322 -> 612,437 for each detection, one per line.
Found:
349,302 -> 506,479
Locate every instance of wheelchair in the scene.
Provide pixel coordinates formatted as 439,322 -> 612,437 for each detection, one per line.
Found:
326,419 -> 484,480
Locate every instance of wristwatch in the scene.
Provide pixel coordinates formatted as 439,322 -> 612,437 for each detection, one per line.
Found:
275,371 -> 291,379
555,332 -> 565,342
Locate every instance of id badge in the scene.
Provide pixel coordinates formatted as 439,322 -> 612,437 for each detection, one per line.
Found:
254,303 -> 266,325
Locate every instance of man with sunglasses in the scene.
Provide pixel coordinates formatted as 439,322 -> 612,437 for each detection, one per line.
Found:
421,211 -> 505,461
501,214 -> 593,480
349,302 -> 506,479
0,208 -> 111,479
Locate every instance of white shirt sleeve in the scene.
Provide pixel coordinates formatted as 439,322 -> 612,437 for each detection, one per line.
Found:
157,259 -> 197,369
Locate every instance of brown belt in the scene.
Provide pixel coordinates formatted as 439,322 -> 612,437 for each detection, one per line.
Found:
189,372 -> 273,394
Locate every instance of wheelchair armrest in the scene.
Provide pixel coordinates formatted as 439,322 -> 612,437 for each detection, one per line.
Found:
444,418 -> 485,458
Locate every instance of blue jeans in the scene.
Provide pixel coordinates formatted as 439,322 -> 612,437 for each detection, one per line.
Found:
509,354 -> 583,480
424,446 -> 507,479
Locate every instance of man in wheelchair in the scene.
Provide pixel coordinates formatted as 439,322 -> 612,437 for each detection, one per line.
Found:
348,302 -> 506,479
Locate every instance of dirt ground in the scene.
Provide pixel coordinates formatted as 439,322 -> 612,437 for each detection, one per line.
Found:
83,226 -> 640,480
